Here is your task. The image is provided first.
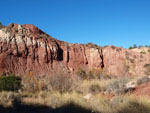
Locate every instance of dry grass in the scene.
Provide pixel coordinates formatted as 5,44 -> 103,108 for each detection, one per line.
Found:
1,71 -> 150,113
1,91 -> 150,113
75,79 -> 105,94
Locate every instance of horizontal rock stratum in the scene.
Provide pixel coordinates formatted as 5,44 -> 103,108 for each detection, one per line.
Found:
0,23 -> 150,76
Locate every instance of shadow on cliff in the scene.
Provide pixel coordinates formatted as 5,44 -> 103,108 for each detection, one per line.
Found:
0,98 -> 93,113
56,43 -> 63,61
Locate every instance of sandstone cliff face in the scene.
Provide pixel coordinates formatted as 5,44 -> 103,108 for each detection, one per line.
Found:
0,23 -> 149,76
103,46 -> 150,76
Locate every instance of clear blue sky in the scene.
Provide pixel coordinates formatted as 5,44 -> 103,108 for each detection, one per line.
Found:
1,0 -> 150,48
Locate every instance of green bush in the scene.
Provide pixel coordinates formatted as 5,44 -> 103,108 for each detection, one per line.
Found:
128,46 -> 133,50
0,74 -> 22,91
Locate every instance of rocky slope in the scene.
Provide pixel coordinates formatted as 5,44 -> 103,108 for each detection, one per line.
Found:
0,23 -> 150,76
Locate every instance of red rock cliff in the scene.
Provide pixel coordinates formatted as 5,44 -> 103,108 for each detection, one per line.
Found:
0,24 -> 149,76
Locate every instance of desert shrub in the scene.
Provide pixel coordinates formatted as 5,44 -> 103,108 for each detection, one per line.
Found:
110,95 -> 127,108
22,65 -> 78,93
128,46 -> 133,50
77,68 -> 87,80
22,72 -> 45,92
48,67 -> 76,93
111,46 -> 116,49
137,76 -> 150,85
105,77 -> 130,94
88,68 -> 112,80
144,64 -> 150,75
77,68 -> 111,80
89,84 -> 103,94
144,64 -> 150,67
140,51 -> 146,54
0,74 -> 21,91
118,96 -> 150,113
99,74 -> 112,80
148,49 -> 150,53
87,70 -> 96,79
87,43 -> 99,48
116,48 -> 122,52
87,69 -> 102,79
75,79 -> 106,95
48,74 -> 74,93
103,45 -> 108,48
130,59 -> 135,63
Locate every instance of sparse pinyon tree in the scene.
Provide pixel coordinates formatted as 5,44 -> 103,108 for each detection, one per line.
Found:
128,46 -> 133,50
0,21 -> 2,25
133,44 -> 137,48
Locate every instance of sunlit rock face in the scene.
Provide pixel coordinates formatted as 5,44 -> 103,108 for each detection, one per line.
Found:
0,23 -> 150,76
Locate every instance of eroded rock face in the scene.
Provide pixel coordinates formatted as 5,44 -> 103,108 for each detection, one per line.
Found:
0,24 -> 60,75
0,24 -> 104,76
103,46 -> 150,76
0,23 -> 150,76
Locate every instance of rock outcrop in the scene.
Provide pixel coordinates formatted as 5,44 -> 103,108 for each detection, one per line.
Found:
0,23 -> 150,76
